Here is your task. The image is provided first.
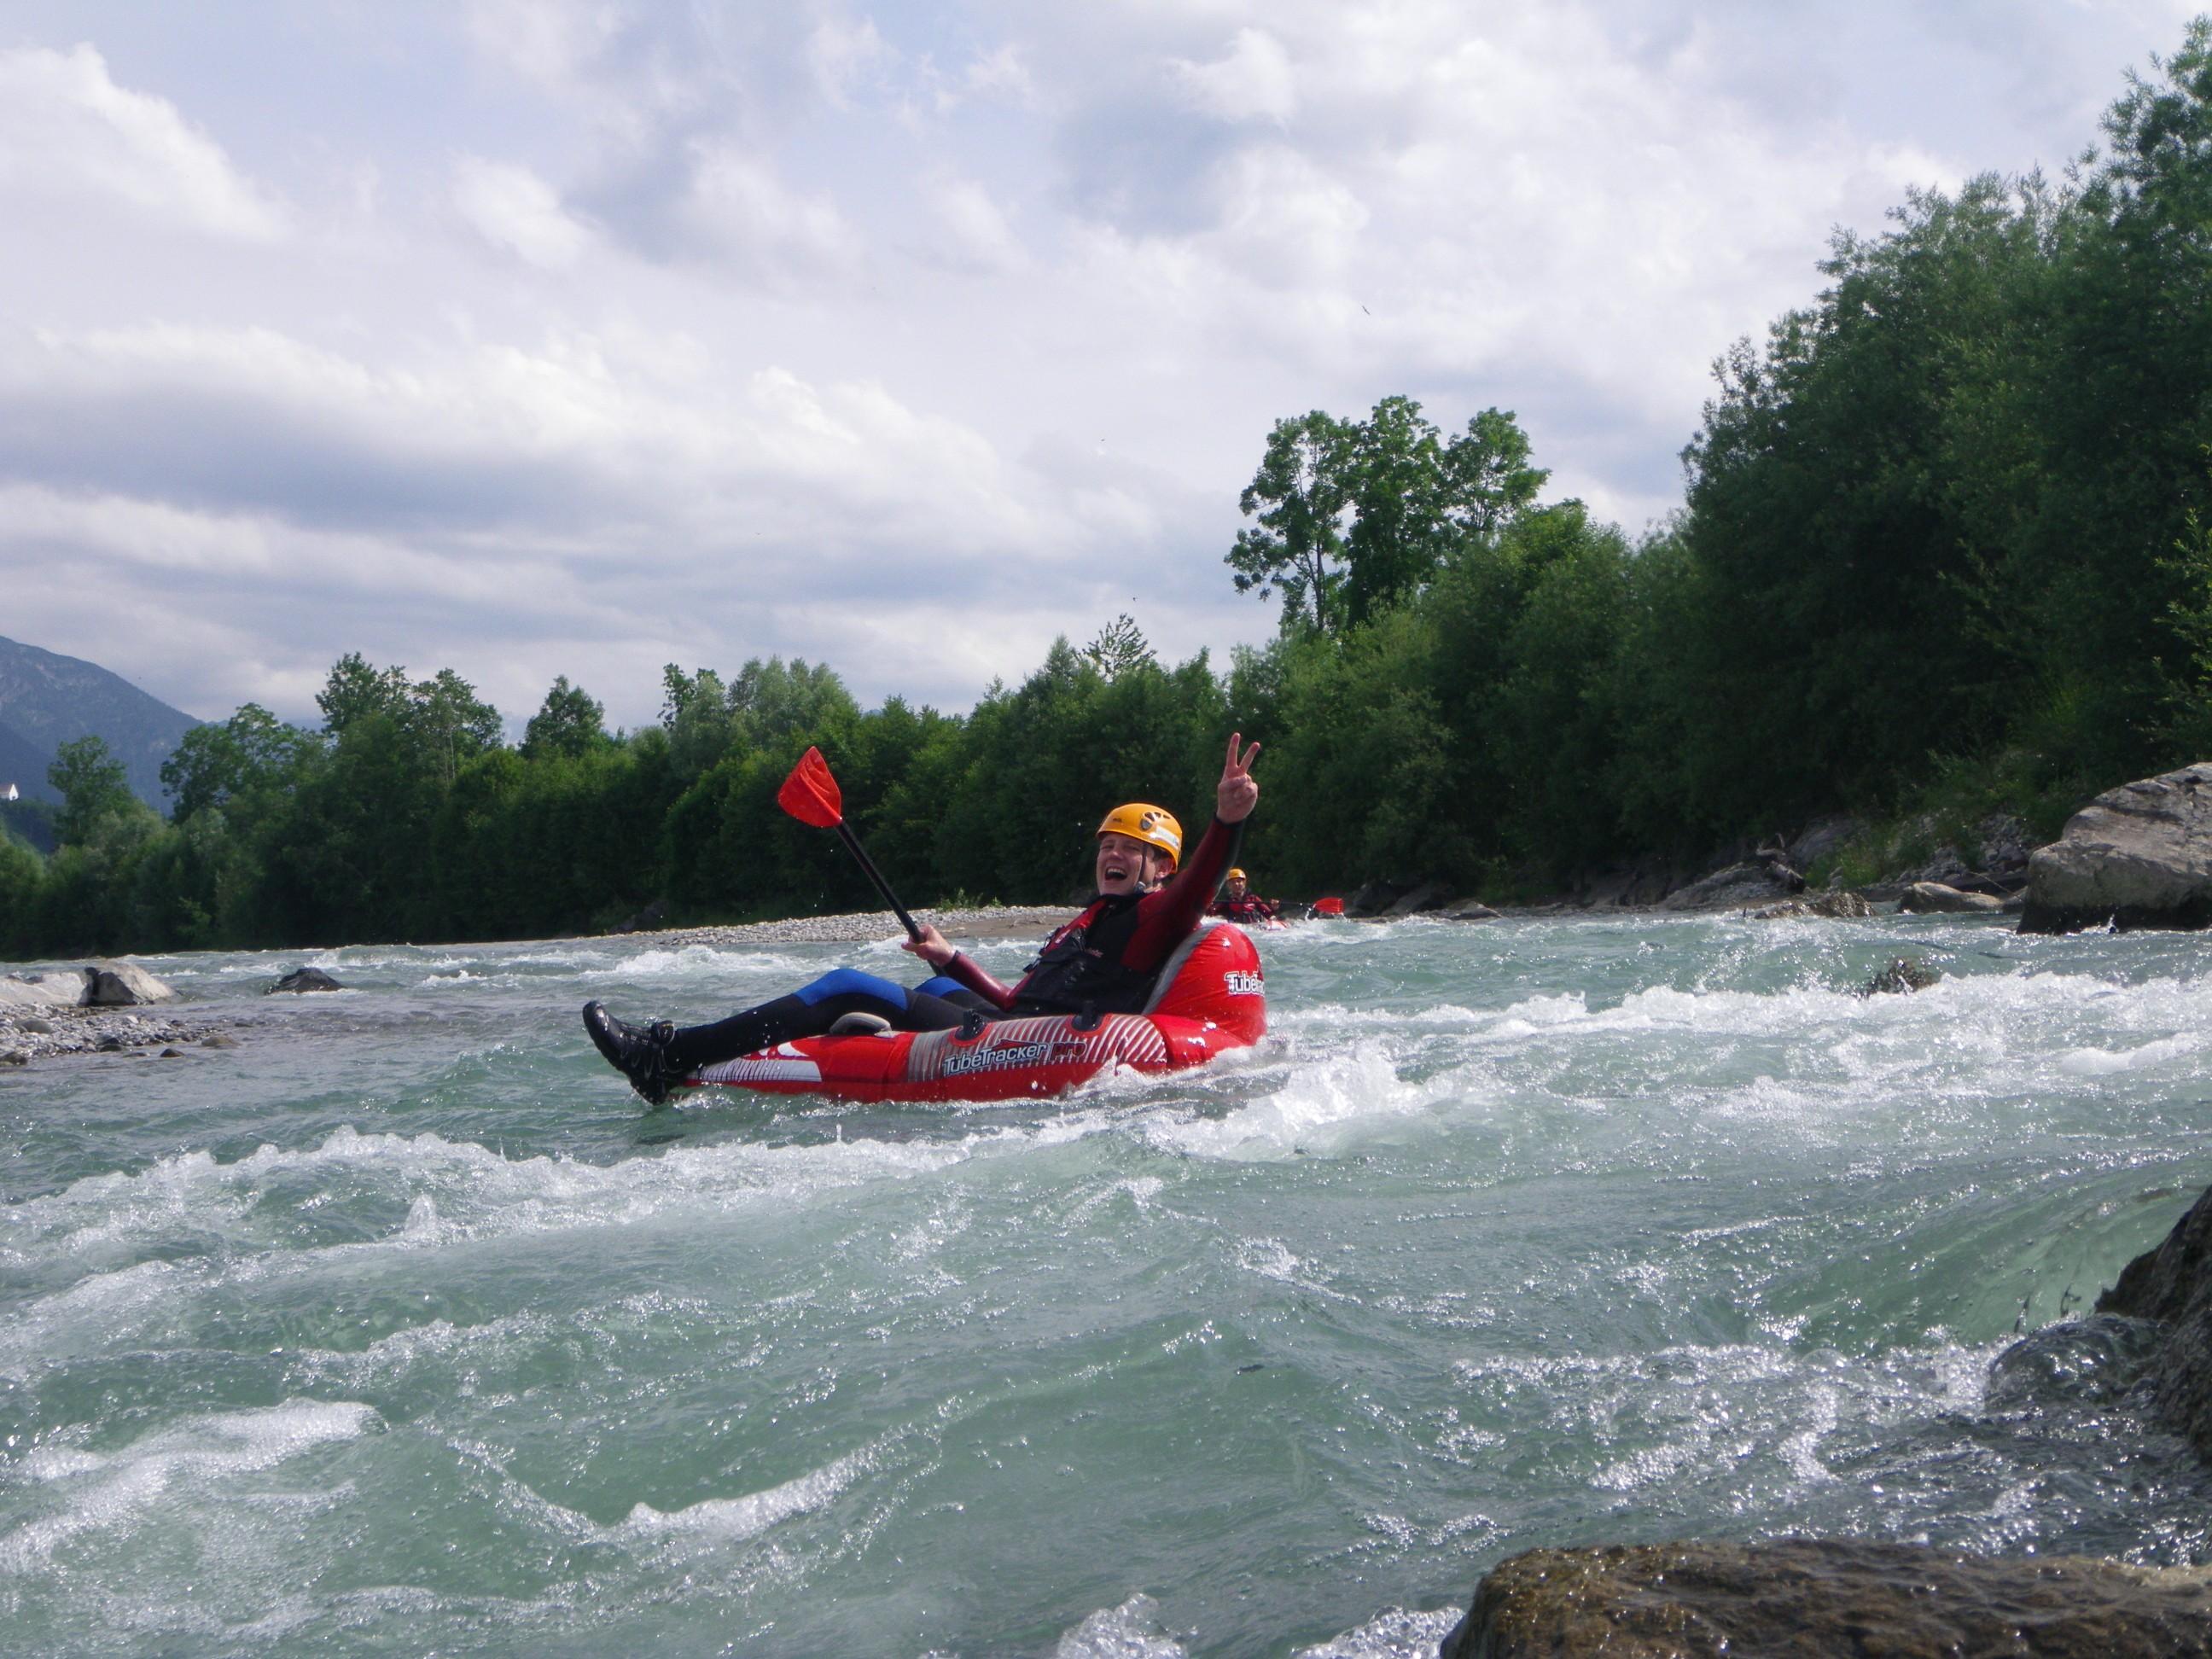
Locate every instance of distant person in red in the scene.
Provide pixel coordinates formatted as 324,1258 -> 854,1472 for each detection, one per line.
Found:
1209,868 -> 1279,924
584,734 -> 1261,1103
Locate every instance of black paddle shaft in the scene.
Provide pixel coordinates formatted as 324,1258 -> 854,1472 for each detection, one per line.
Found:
835,821 -> 924,941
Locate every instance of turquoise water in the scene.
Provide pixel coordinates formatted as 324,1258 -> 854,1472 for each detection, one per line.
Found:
4,913 -> 2211,1655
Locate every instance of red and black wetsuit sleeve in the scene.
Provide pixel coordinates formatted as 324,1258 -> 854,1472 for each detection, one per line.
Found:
1119,815 -> 1237,970
940,816 -> 1243,1008
944,948 -> 1020,1010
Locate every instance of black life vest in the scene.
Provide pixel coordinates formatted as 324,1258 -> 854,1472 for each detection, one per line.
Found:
1012,894 -> 1161,1017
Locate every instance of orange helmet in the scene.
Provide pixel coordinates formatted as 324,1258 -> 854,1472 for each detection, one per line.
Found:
1225,868 -> 1247,882
1096,802 -> 1182,867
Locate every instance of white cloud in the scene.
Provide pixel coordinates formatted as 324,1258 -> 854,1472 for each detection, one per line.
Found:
677,143 -> 863,284
921,174 -> 1028,273
807,15 -> 898,110
0,44 -> 285,241
0,1 -> 2196,725
1173,27 -> 1297,125
940,43 -> 1039,114
451,156 -> 593,269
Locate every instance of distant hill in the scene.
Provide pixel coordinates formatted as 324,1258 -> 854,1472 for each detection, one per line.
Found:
0,636 -> 205,810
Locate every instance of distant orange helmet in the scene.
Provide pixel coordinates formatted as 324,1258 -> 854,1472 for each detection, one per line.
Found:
1225,868 -> 1248,882
1096,802 -> 1182,867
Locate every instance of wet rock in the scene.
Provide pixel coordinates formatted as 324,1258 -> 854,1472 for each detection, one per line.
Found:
1899,881 -> 2005,914
158,1046 -> 184,1058
611,898 -> 669,934
267,967 -> 344,994
2097,1182 -> 2212,1458
1861,957 -> 1940,995
1346,880 -> 1412,917
19,1016 -> 54,1034
93,1033 -> 125,1052
84,960 -> 176,1006
0,1050 -> 24,1066
199,1031 -> 240,1048
1439,1539 -> 2212,1659
1785,815 -> 1863,873
1384,882 -> 1452,917
1986,1314 -> 2166,1411
2022,762 -> 2212,934
1750,892 -> 1874,921
1657,859 -> 1805,913
1441,899 -> 1501,921
1575,861 -> 1682,908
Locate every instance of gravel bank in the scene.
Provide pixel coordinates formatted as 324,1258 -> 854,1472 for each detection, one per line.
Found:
0,909 -> 1072,1069
1,1006 -> 221,1066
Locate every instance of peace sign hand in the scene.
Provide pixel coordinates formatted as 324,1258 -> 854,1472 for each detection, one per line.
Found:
1217,731 -> 1260,824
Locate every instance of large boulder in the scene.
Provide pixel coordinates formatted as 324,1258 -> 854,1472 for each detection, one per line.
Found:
1575,861 -> 1682,908
1384,882 -> 1452,917
1898,881 -> 2005,914
84,960 -> 176,1006
1860,956 -> 1941,995
1346,880 -> 1412,917
1440,1539 -> 2212,1658
1,963 -> 174,1010
2096,1181 -> 2212,1458
1656,859 -> 1805,913
2020,763 -> 2212,934
1784,815 -> 1863,873
0,973 -> 85,1013
1750,891 -> 1874,921
267,967 -> 345,994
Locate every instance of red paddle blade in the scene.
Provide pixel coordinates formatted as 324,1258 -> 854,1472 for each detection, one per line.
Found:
777,745 -> 844,829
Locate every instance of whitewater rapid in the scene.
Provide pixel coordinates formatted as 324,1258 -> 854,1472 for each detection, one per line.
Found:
3,911 -> 2209,1653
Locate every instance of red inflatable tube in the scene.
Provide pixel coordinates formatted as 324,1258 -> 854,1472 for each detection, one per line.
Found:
685,922 -> 1267,1104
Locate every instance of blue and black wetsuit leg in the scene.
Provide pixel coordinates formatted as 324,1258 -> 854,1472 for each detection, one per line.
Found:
663,967 -> 988,1070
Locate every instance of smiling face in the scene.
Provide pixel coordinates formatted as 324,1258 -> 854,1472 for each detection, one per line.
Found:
1224,876 -> 1248,899
1095,830 -> 1170,897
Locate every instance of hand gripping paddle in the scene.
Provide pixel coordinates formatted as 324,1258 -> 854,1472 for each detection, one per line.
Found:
777,746 -> 923,941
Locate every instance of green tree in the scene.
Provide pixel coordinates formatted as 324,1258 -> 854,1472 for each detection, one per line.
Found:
0,827 -> 42,955
1230,399 -> 1546,634
1081,614 -> 1156,680
316,652 -> 413,733
1228,410 -> 1354,633
49,736 -> 139,847
161,704 -> 321,820
521,676 -> 610,760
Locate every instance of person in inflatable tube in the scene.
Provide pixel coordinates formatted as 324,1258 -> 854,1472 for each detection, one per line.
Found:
1209,868 -> 1280,924
583,733 -> 1261,1103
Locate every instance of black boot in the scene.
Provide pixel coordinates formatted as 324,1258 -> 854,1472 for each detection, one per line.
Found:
582,1001 -> 679,1104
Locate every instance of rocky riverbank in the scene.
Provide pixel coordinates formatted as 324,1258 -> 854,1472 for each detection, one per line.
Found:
0,1004 -> 219,1064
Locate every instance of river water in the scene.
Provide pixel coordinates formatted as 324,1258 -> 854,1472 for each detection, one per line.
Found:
3,912 -> 2210,1655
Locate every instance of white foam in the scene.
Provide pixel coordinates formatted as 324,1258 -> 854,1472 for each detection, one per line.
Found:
1291,1606 -> 1463,1658
0,1400 -> 379,1570
1146,1045 -> 1435,1161
1053,1593 -> 1187,1659
2058,1033 -> 2202,1075
580,946 -> 816,981
620,1443 -> 873,1543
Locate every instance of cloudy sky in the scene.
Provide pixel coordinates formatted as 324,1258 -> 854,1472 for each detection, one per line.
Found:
0,1 -> 2199,732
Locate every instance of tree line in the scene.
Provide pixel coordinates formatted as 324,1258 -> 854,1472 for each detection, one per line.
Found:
9,22 -> 2212,957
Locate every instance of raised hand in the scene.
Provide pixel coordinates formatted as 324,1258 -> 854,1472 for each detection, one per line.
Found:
1217,731 -> 1260,823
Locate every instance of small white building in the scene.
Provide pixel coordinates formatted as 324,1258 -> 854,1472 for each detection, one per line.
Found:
1,783 -> 16,801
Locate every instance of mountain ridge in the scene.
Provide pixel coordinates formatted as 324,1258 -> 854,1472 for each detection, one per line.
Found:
0,635 -> 205,807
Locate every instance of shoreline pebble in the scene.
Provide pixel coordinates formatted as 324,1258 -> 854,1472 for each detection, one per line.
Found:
2,1005 -> 215,1065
